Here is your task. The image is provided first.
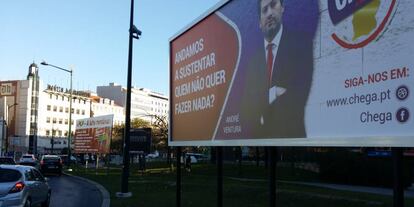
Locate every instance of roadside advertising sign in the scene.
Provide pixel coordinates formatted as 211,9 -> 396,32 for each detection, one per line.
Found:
74,115 -> 113,153
169,0 -> 413,147
130,128 -> 152,154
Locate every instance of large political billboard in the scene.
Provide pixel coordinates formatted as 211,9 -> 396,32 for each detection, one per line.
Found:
169,0 -> 414,147
74,115 -> 113,153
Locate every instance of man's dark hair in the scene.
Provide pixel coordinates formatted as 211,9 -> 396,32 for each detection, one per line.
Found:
258,0 -> 284,16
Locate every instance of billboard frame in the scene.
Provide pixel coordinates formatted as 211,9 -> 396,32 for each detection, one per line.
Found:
168,0 -> 414,147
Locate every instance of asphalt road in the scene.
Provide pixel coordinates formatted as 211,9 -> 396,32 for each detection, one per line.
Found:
46,174 -> 102,207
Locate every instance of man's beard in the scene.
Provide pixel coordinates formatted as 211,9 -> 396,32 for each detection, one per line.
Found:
264,24 -> 281,42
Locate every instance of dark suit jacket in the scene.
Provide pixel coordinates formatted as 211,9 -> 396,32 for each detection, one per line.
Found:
240,29 -> 314,138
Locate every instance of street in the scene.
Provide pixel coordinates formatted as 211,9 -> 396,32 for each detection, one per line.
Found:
46,174 -> 102,207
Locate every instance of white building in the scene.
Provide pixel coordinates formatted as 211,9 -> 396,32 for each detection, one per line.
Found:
38,85 -> 92,153
1,64 -> 166,155
90,93 -> 125,126
97,83 -> 169,123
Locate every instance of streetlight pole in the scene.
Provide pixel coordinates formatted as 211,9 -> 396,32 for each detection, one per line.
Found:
40,61 -> 73,168
117,0 -> 141,197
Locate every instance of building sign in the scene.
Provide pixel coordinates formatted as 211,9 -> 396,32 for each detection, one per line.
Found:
74,115 -> 113,153
130,128 -> 152,154
169,0 -> 414,147
46,84 -> 90,98
0,81 -> 17,97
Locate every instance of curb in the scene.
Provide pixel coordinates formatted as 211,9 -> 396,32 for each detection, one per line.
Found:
64,172 -> 110,207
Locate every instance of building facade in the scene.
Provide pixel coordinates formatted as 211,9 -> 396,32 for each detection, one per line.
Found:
90,93 -> 125,126
1,64 -> 165,155
97,83 -> 169,123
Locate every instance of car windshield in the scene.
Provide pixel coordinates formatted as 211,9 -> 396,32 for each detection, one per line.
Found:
22,156 -> 33,159
0,169 -> 21,183
44,157 -> 60,161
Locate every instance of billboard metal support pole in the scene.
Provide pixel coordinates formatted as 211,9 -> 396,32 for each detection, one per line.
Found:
217,146 -> 223,207
176,147 -> 182,207
117,0 -> 140,197
269,147 -> 277,207
392,148 -> 404,207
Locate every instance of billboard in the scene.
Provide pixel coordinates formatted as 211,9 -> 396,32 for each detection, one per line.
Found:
169,0 -> 414,147
74,115 -> 113,153
130,128 -> 152,154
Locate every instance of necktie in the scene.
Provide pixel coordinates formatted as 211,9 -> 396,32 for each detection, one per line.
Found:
266,43 -> 274,84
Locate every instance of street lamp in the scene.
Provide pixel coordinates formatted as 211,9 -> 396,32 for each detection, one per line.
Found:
117,0 -> 141,198
40,61 -> 73,168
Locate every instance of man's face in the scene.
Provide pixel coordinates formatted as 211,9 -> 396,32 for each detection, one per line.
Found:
259,0 -> 283,41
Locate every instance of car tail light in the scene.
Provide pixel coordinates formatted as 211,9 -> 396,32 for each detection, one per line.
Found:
9,182 -> 25,194
40,160 -> 44,165
60,159 -> 63,165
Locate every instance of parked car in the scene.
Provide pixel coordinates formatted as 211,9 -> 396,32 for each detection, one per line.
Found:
60,155 -> 79,165
145,151 -> 159,159
40,155 -> 63,175
19,154 -> 37,163
18,154 -> 39,169
183,153 -> 209,164
0,164 -> 51,207
0,157 -> 16,165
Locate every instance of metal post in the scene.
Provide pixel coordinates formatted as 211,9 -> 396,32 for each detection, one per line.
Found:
51,129 -> 54,154
392,148 -> 404,207
120,0 -> 135,196
217,146 -> 223,207
68,71 -> 72,168
269,147 -> 277,207
176,147 -> 182,207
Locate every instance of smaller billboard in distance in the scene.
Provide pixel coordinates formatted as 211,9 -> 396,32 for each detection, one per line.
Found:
130,128 -> 152,154
74,115 -> 113,154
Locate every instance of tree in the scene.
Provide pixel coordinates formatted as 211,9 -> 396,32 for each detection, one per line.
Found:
111,118 -> 151,153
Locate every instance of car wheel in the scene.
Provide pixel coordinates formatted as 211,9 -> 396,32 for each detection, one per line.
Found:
41,192 -> 51,207
24,198 -> 31,207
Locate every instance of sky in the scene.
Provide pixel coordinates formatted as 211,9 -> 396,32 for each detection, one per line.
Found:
0,0 -> 221,96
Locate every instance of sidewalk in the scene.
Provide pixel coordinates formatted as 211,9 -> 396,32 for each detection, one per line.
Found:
227,176 -> 414,198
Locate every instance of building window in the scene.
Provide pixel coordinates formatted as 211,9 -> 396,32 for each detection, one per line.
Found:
71,108 -> 74,114
64,131 -> 68,136
59,119 -> 63,124
52,118 -> 57,124
46,130 -> 50,136
49,94 -> 52,99
76,109 -> 80,114
53,106 -> 57,112
65,119 -> 68,125
47,105 -> 51,111
65,107 -> 69,113
61,96 -> 64,101
55,95 -> 58,100
59,107 -> 63,112
58,131 -> 62,137
46,117 -> 50,123
82,110 -> 85,115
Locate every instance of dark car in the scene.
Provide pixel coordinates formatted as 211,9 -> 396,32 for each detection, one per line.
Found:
40,155 -> 63,175
0,157 -> 16,165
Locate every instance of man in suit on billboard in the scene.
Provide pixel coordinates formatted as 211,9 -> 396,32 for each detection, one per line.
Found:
241,0 -> 314,138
